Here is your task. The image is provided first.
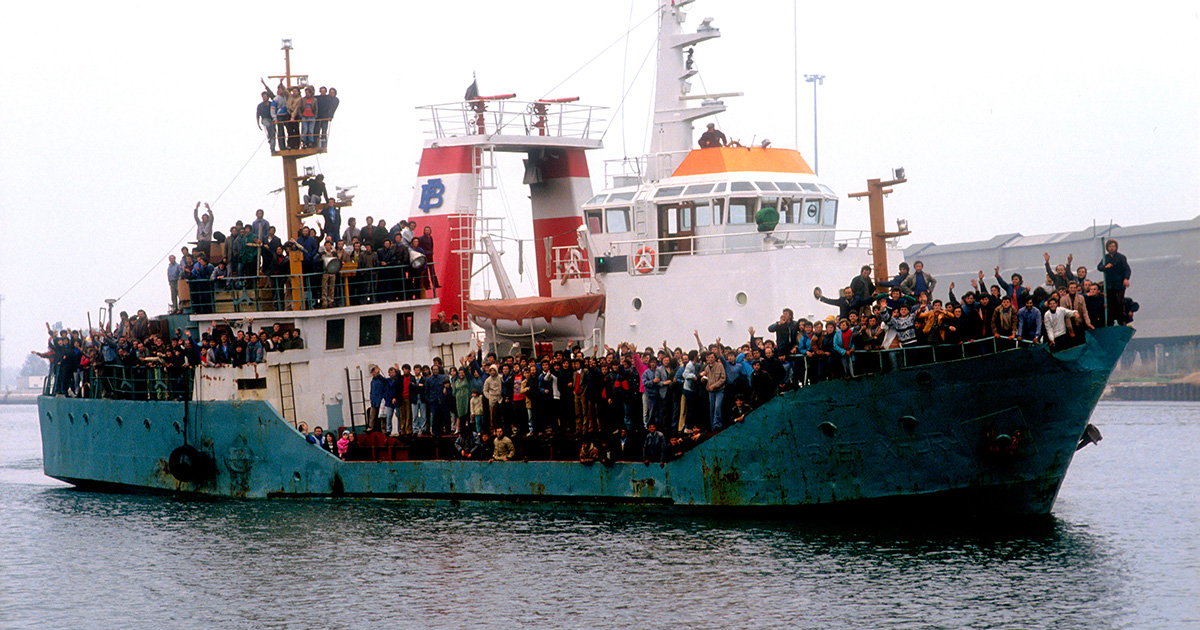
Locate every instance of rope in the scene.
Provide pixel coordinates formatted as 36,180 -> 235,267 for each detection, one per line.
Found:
113,138 -> 267,302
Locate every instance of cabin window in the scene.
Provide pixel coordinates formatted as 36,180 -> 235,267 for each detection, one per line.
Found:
396,312 -> 414,342
776,182 -> 801,192
326,319 -> 345,350
684,183 -> 714,195
822,199 -> 838,226
359,314 -> 381,347
755,181 -> 778,191
713,183 -> 726,193
713,198 -> 724,224
819,184 -> 836,196
728,198 -> 756,224
237,378 -> 268,390
695,201 -> 713,227
609,191 -> 636,202
585,209 -> 604,234
801,199 -> 821,225
605,207 -> 631,233
654,186 -> 685,198
730,181 -> 755,192
800,183 -> 821,193
585,194 -> 608,205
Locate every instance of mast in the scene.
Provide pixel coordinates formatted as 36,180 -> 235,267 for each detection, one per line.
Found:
849,174 -> 910,283
267,39 -> 350,241
266,40 -> 351,310
649,0 -> 735,160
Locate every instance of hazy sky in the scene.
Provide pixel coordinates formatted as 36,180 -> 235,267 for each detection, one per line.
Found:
1,1 -> 1196,374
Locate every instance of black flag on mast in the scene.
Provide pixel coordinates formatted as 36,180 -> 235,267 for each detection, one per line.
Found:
464,76 -> 479,101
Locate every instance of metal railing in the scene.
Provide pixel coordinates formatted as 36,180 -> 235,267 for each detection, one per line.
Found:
603,151 -> 692,187
417,100 -> 606,140
785,336 -> 1042,382
44,366 -> 195,401
268,117 -> 334,153
184,263 -> 437,314
595,228 -> 877,275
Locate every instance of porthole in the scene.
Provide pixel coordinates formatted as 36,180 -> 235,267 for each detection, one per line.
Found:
632,297 -> 643,311
735,292 -> 748,306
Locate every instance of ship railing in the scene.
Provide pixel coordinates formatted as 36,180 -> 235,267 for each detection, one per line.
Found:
550,245 -> 593,282
267,117 -> 334,155
603,151 -> 693,187
43,366 -> 195,401
416,99 -> 606,140
786,336 -> 1044,381
183,263 -> 437,315
600,228 -> 875,274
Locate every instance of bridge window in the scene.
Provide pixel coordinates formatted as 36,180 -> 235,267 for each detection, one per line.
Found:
728,198 -> 756,224
585,194 -> 608,205
822,199 -> 838,226
776,182 -> 801,192
713,183 -> 726,193
779,198 -> 795,223
755,181 -> 778,191
606,207 -> 631,233
684,183 -> 714,195
730,181 -> 755,192
326,319 -> 345,350
800,183 -> 821,193
359,314 -> 381,347
585,209 -> 604,234
695,200 -> 713,227
609,191 -> 636,202
654,186 -> 685,198
801,199 -> 821,225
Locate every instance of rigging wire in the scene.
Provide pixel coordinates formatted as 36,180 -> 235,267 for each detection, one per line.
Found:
113,138 -> 267,302
537,6 -> 659,101
620,0 -> 636,157
602,32 -> 658,142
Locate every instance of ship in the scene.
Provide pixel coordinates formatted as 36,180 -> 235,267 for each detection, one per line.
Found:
38,1 -> 1131,514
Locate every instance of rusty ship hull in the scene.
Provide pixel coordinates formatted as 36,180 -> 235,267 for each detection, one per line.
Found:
37,326 -> 1131,514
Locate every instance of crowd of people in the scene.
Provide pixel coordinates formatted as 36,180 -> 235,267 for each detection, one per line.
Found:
290,240 -> 1134,464
256,81 -> 339,152
171,196 -> 439,314
34,312 -> 307,400
45,238 -> 1134,464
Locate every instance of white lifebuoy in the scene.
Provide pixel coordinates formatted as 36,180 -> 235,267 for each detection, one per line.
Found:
633,247 -> 656,274
565,247 -> 584,277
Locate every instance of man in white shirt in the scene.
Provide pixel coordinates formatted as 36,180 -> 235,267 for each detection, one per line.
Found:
1042,296 -> 1078,349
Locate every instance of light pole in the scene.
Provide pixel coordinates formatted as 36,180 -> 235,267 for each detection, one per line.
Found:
804,74 -> 824,175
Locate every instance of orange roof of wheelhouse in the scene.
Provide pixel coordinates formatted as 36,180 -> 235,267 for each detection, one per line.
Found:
672,147 -> 815,177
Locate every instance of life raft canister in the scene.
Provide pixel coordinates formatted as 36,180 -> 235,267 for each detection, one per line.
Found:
633,247 -> 656,274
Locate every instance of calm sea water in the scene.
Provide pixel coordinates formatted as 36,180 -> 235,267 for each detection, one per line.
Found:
1,402 -> 1197,630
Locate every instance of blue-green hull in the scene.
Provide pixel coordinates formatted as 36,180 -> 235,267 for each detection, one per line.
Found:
39,327 -> 1132,514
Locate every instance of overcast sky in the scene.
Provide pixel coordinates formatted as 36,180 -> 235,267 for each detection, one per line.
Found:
1,1 -> 1196,374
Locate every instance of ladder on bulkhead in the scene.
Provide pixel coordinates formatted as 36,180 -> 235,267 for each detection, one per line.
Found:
277,363 -> 297,427
448,145 -> 500,323
435,342 -> 456,368
344,367 -> 367,430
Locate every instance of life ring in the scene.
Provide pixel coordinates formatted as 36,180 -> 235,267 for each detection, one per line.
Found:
565,248 -> 584,277
633,247 -> 656,274
168,445 -> 213,483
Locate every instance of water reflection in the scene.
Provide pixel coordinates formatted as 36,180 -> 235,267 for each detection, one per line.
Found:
8,489 -> 1137,630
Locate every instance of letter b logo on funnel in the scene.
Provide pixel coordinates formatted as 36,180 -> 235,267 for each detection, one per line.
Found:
419,179 -> 445,212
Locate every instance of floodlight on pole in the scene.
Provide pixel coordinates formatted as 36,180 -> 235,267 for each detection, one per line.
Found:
804,74 -> 824,175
